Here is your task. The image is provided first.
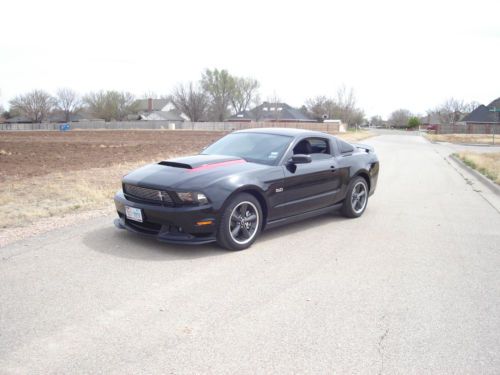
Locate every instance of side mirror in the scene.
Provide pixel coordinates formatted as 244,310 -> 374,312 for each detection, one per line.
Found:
291,154 -> 312,164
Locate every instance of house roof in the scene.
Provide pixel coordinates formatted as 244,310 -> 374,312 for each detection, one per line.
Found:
5,115 -> 32,123
47,112 -> 88,123
228,102 -> 315,122
134,98 -> 170,111
140,110 -> 184,122
487,97 -> 500,109
461,98 -> 500,123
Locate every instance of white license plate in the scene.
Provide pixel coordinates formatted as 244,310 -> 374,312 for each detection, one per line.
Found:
125,206 -> 143,222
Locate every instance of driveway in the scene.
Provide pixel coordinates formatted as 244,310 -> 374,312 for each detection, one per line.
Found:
1,134 -> 499,374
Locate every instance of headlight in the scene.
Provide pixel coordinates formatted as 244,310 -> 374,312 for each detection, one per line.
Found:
176,192 -> 208,204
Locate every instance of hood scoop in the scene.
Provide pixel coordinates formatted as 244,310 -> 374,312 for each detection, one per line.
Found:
158,161 -> 192,169
158,155 -> 244,170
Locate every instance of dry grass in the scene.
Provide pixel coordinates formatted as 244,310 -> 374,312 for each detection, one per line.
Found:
425,133 -> 498,145
455,152 -> 500,184
336,130 -> 373,142
0,160 -> 157,229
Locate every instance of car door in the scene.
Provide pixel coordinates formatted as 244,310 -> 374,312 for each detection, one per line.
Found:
272,136 -> 344,219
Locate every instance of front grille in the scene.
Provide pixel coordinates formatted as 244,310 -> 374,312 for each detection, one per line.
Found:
124,184 -> 174,205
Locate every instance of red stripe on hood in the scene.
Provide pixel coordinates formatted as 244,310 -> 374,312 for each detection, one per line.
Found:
187,159 -> 246,172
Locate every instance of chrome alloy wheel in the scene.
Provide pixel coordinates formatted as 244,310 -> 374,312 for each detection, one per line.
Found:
351,181 -> 368,214
229,201 -> 259,245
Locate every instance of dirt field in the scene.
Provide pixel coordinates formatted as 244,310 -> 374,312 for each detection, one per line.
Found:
0,130 -> 226,182
0,130 -> 372,232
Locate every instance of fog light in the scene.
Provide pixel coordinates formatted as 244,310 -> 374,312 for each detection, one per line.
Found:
196,220 -> 213,226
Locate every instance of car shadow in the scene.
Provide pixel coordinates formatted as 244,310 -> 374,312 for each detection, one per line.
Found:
82,225 -> 226,261
259,211 -> 345,243
83,211 -> 345,261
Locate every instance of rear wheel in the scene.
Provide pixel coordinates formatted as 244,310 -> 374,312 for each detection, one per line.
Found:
342,176 -> 369,218
217,193 -> 262,250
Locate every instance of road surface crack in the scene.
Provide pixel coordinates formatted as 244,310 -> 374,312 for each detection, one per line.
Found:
377,327 -> 389,375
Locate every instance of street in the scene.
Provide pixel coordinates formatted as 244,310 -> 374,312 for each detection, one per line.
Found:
1,134 -> 499,374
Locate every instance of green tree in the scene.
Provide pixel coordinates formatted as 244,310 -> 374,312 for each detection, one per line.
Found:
83,91 -> 138,121
230,77 -> 260,114
408,116 -> 421,128
201,68 -> 236,121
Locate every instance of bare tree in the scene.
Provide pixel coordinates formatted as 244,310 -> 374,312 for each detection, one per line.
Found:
463,101 -> 480,114
171,82 -> 208,122
201,68 -> 236,121
140,91 -> 162,100
335,85 -> 364,127
266,93 -> 283,121
388,109 -> 413,128
83,90 -> 138,121
116,92 -> 138,120
438,98 -> 465,124
250,94 -> 263,121
305,96 -> 337,121
369,115 -> 385,127
55,88 -> 82,122
305,87 -> 364,126
428,98 -> 480,125
231,77 -> 260,114
9,90 -> 55,123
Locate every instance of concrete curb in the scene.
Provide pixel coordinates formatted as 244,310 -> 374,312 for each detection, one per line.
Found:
426,139 -> 498,147
447,142 -> 498,147
449,154 -> 500,196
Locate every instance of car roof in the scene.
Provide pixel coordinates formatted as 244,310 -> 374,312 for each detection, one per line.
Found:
234,127 -> 330,138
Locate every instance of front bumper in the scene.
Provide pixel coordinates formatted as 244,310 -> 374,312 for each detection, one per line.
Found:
114,190 -> 217,245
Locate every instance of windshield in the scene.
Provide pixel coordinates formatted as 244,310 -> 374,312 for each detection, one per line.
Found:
202,132 -> 292,165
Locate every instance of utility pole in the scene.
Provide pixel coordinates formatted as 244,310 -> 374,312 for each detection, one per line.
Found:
489,107 -> 500,145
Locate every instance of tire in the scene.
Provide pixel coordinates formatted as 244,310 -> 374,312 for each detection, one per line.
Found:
342,176 -> 369,218
217,193 -> 263,250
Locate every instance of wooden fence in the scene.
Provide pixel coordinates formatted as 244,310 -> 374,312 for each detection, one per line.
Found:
437,123 -> 500,134
0,121 -> 341,133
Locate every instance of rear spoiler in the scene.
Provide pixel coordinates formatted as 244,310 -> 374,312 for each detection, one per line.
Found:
352,143 -> 374,153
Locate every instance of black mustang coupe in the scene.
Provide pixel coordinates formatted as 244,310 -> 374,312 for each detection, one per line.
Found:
114,128 -> 379,250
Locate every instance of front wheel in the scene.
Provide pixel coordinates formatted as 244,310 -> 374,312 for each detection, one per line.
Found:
342,176 -> 369,218
217,193 -> 262,250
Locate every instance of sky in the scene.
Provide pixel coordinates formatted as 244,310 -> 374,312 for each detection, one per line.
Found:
0,0 -> 499,119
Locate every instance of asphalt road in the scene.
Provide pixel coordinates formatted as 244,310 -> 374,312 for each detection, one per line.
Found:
1,134 -> 499,374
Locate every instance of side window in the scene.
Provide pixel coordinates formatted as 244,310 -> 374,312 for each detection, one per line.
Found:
309,138 -> 330,154
293,138 -> 332,160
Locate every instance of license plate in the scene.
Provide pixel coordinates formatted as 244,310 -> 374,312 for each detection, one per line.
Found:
125,206 -> 143,222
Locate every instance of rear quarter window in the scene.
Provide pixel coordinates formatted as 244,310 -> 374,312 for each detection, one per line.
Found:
337,139 -> 355,154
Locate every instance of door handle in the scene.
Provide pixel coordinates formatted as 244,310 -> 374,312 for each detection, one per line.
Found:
330,165 -> 336,171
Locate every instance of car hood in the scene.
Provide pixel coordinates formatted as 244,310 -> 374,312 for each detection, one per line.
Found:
122,154 -> 267,190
